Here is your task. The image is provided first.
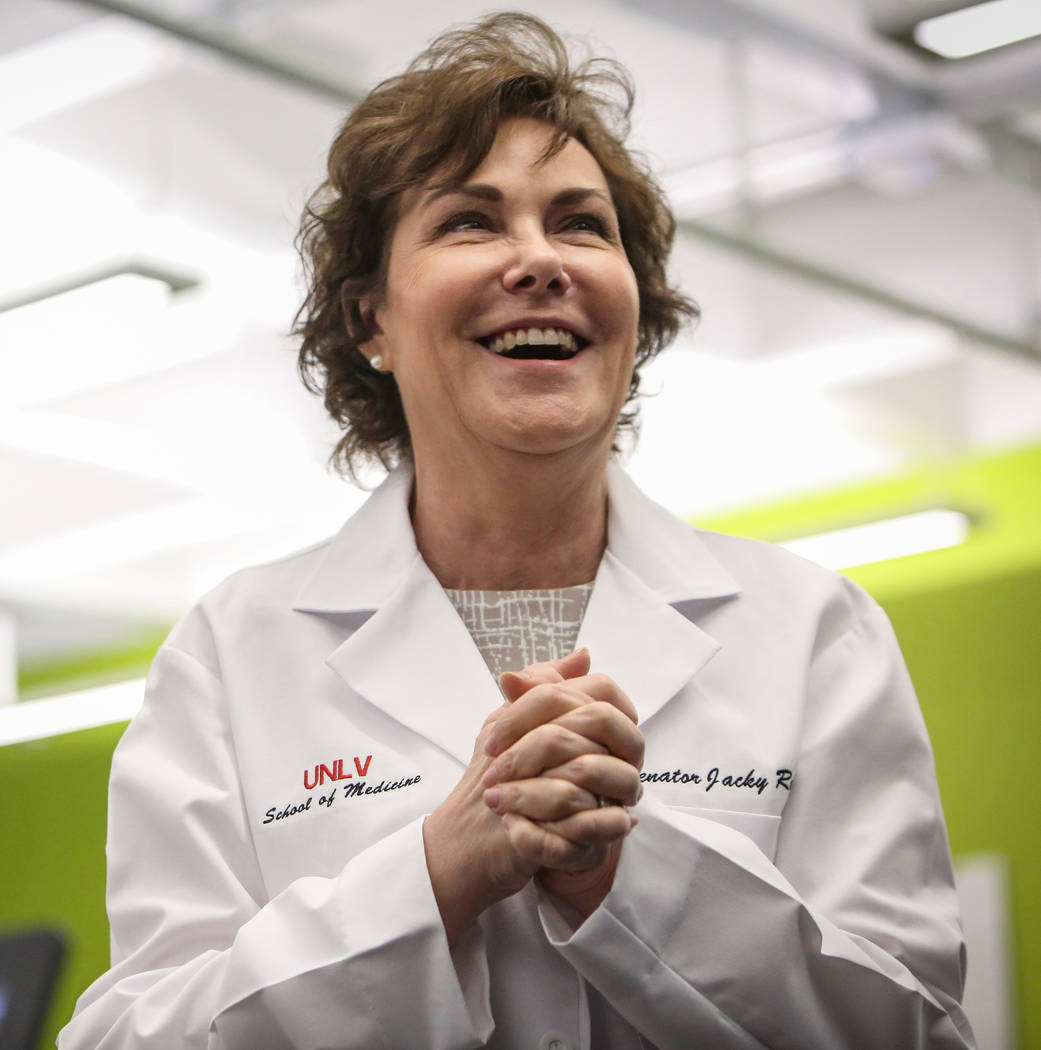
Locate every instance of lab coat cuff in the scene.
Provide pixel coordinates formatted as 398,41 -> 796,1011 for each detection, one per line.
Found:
539,794 -> 782,956
213,815 -> 493,1049
449,913 -> 493,1040
379,816 -> 493,1044
538,794 -> 683,954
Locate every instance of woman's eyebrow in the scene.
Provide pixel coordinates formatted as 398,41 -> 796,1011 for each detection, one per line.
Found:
549,187 -> 613,209
420,184 -> 613,210
422,184 -> 502,210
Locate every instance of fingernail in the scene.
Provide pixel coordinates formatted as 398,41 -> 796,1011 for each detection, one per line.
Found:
483,765 -> 500,787
484,787 -> 501,811
628,812 -> 639,830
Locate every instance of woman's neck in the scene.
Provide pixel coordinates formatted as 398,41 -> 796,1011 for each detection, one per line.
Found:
410,447 -> 609,590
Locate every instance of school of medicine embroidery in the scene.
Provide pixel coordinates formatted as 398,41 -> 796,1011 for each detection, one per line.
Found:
259,755 -> 422,825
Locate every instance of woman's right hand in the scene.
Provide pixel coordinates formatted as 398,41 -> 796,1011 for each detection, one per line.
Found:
422,650 -> 640,945
422,698 -> 539,945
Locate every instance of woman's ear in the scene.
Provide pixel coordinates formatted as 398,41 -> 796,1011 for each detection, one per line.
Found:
357,300 -> 391,372
358,300 -> 382,339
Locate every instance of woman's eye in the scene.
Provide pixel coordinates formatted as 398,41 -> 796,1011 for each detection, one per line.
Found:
563,213 -> 609,236
438,211 -> 492,234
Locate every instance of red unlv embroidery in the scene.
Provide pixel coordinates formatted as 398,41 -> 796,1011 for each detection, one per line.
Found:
303,755 -> 373,789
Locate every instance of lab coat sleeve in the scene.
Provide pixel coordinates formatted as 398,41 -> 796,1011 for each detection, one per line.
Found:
539,604 -> 976,1050
59,642 -> 493,1050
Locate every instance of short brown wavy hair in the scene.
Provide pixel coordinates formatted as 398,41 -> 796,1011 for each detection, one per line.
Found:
294,11 -> 697,478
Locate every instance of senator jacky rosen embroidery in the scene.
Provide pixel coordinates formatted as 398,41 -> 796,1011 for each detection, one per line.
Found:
639,767 -> 793,795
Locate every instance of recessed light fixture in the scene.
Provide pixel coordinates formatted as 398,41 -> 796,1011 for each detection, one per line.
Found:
779,508 -> 971,570
913,0 -> 1041,59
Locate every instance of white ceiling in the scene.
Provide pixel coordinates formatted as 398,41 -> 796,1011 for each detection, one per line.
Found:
3,0 -> 1041,674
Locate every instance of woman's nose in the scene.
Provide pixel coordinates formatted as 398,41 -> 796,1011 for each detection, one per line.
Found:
502,233 -> 572,294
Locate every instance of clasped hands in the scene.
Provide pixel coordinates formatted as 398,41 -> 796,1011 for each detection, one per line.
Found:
424,649 -> 644,946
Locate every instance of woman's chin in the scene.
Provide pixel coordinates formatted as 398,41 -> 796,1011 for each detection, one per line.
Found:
482,413 -> 613,459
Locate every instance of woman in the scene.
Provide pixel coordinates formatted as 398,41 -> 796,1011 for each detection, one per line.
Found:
62,13 -> 975,1050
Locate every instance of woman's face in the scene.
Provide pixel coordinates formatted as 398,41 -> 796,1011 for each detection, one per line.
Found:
365,117 -> 640,466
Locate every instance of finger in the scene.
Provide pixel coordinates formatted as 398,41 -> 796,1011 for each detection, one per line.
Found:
500,812 -> 609,872
488,673 -> 635,756
489,698 -> 643,780
485,722 -> 608,786
484,778 -> 600,821
485,755 -> 642,815
539,753 -> 644,807
488,675 -> 638,757
480,702 -> 511,729
485,681 -> 589,756
539,805 -> 636,848
559,673 -> 638,725
500,648 -> 591,702
501,806 -> 635,871
542,702 -> 645,770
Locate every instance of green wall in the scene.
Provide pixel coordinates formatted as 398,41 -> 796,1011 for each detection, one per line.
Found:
1,723 -> 126,1049
2,442 -> 1039,1049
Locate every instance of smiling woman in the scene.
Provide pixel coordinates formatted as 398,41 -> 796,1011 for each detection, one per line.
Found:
366,117 -> 642,564
60,12 -> 976,1050
293,13 -> 694,479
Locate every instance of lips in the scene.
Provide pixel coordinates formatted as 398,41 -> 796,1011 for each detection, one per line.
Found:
477,325 -> 588,360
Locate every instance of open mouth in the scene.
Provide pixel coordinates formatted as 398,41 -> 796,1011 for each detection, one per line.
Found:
478,326 -> 588,361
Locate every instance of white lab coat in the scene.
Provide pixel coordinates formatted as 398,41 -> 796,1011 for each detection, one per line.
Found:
60,463 -> 975,1050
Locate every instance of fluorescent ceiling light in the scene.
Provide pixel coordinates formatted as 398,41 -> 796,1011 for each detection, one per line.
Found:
0,678 -> 143,747
665,129 -> 848,216
0,500 -> 283,578
0,140 -> 139,297
762,321 -> 958,390
779,509 -> 970,570
0,263 -> 197,315
0,273 -> 174,408
0,479 -> 367,619
913,0 -> 1041,59
0,18 -> 176,134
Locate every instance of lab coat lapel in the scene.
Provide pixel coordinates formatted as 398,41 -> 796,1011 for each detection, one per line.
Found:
581,464 -> 743,726
294,461 -> 744,758
577,551 -> 722,726
325,553 -> 502,767
293,465 -> 500,767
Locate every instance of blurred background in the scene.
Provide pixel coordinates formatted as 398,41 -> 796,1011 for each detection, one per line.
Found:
1,0 -> 1039,1046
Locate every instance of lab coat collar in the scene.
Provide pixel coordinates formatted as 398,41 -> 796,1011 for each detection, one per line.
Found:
292,461 -> 741,614
601,461 -> 741,604
293,461 -> 741,764
292,465 -> 419,614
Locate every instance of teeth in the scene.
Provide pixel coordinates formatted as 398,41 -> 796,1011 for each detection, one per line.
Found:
486,327 -> 579,354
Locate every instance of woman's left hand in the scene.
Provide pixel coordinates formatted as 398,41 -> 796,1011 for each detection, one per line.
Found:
484,653 -> 644,917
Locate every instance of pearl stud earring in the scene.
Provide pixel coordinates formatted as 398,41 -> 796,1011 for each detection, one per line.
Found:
369,355 -> 384,371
